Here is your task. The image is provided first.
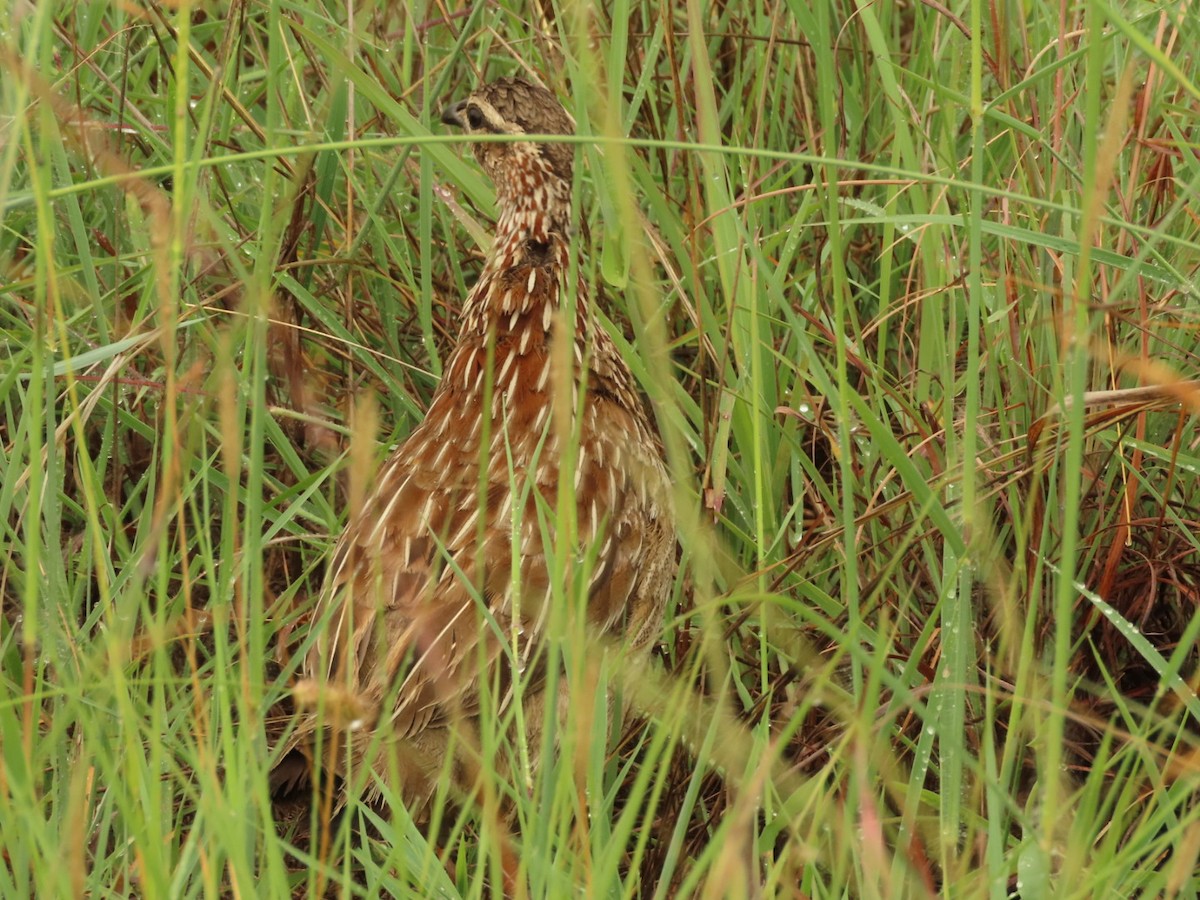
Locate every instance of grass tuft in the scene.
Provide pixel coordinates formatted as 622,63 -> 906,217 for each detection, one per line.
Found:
3,1 -> 1200,897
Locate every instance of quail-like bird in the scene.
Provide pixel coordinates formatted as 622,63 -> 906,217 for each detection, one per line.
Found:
281,77 -> 675,815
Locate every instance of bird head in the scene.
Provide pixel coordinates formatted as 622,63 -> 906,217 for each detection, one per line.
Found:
441,77 -> 576,185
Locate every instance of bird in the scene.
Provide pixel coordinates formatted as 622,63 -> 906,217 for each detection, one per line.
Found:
276,76 -> 676,818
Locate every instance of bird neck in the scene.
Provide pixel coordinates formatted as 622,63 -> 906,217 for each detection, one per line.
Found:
457,147 -> 578,336
491,145 -> 572,249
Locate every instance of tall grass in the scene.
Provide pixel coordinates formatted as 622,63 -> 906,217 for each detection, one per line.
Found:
3,1 -> 1200,897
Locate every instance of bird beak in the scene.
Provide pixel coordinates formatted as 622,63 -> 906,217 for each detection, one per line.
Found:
440,100 -> 465,128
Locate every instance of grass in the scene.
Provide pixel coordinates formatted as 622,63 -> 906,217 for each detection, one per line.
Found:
3,0 -> 1200,897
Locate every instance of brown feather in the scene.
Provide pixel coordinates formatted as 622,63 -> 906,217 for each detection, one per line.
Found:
276,77 -> 676,816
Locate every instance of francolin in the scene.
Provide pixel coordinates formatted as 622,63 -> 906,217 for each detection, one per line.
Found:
279,77 -> 675,816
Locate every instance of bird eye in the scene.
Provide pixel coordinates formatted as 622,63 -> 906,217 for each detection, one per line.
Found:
466,106 -> 485,129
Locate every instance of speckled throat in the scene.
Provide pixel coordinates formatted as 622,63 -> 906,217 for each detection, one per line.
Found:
458,140 -> 575,339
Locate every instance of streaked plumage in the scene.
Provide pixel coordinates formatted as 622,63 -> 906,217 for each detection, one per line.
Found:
279,77 -> 675,814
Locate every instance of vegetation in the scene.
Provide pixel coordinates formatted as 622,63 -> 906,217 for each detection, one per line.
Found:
3,0 -> 1199,896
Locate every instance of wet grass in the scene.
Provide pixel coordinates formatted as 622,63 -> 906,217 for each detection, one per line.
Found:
3,1 -> 1200,897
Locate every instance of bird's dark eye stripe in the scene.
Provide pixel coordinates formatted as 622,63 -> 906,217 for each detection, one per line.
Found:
466,106 -> 485,129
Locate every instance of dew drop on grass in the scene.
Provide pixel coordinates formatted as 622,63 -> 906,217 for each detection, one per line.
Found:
1017,841 -> 1051,900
